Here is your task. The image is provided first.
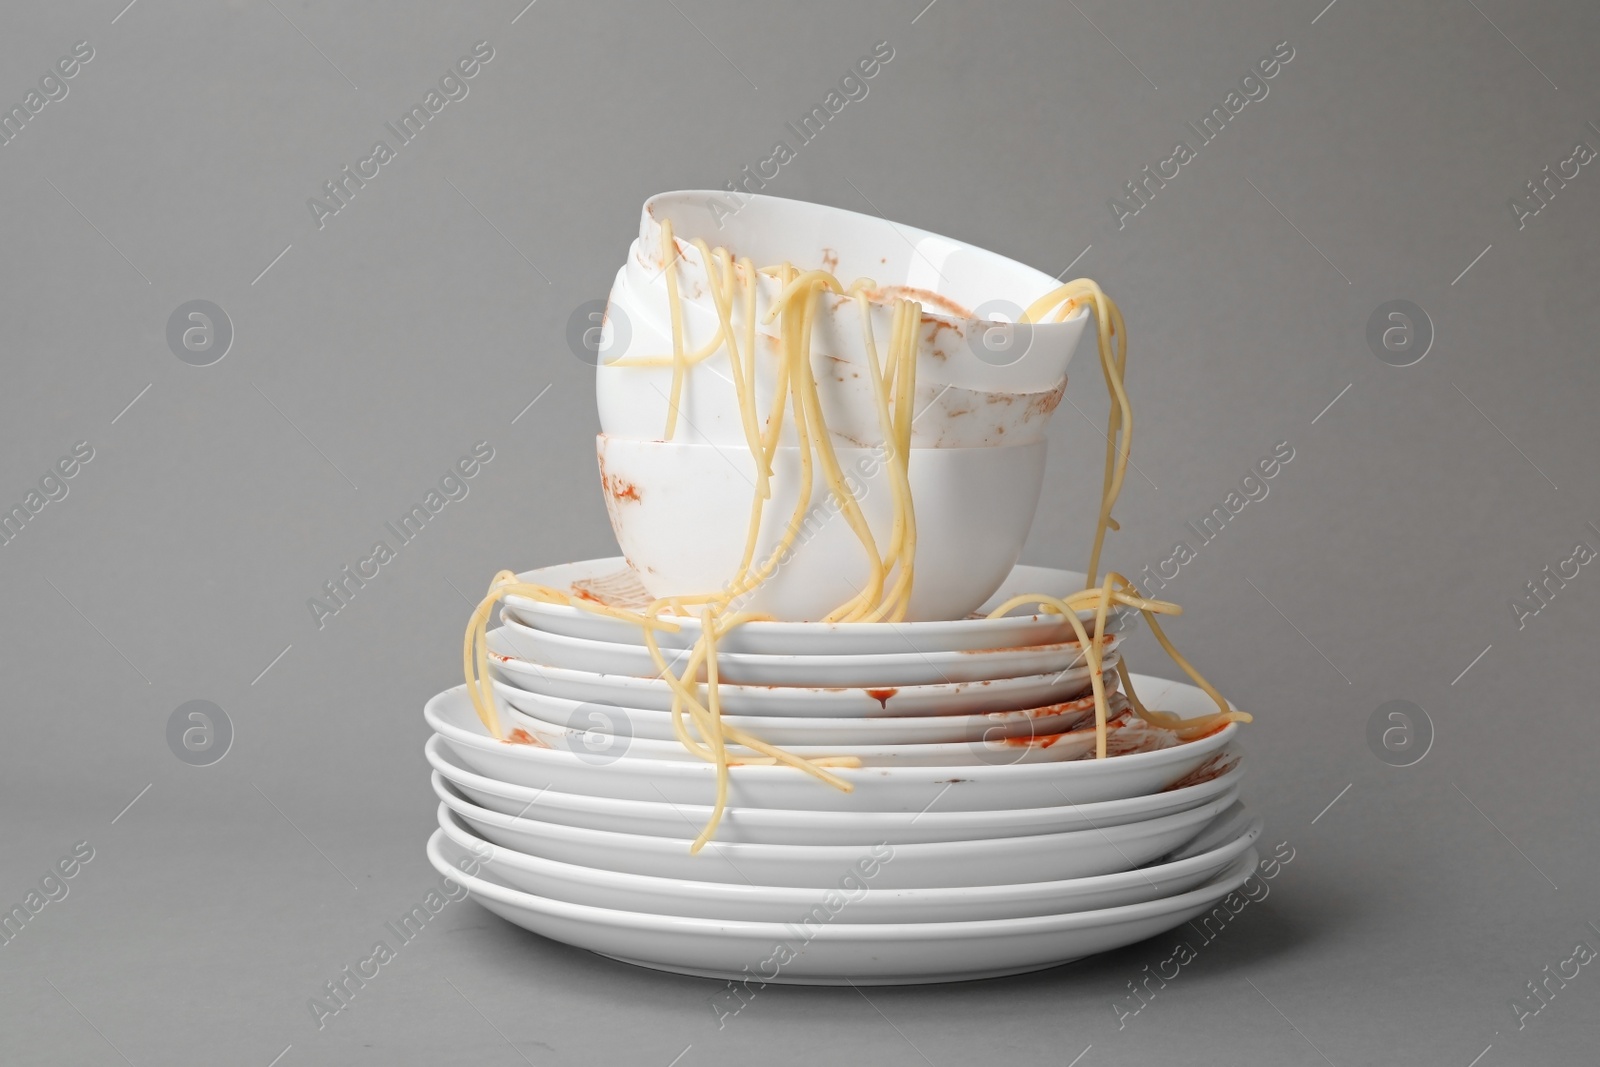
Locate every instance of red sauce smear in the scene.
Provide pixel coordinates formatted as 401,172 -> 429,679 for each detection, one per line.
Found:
865,687 -> 898,709
504,728 -> 546,747
605,474 -> 641,502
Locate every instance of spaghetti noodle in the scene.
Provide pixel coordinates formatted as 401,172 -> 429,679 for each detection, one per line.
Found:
461,214 -> 1247,850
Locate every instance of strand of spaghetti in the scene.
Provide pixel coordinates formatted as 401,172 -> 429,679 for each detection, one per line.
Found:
739,257 -> 768,492
1115,659 -> 1250,735
1020,281 -> 1131,587
874,300 -> 920,621
889,302 -> 920,619
660,219 -> 688,440
800,284 -> 892,621
857,297 -> 916,622
694,243 -> 770,586
694,605 -> 729,853
771,275 -> 886,622
761,269 -> 845,324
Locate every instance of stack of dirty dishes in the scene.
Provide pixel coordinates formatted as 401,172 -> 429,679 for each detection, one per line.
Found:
423,192 -> 1260,984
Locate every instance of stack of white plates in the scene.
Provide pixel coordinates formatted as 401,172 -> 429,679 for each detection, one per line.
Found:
424,558 -> 1260,985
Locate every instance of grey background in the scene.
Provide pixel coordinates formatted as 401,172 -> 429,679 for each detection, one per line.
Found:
2,0 -> 1597,1064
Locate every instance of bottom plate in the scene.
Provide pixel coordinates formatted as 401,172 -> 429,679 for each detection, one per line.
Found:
428,831 -> 1259,986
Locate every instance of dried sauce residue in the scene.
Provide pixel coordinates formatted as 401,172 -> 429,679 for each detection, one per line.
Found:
504,728 -> 546,747
864,687 -> 898,709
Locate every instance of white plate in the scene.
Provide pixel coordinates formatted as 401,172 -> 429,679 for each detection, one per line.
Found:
486,633 -> 1111,718
492,674 -> 1117,745
491,613 -> 1117,687
436,802 -> 1263,923
426,733 -> 1242,845
428,830 -> 1259,985
501,558 -> 1128,655
433,774 -> 1239,888
427,681 -> 1241,811
502,695 -> 1138,766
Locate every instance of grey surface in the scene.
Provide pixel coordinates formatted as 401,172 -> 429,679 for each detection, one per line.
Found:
1,0 -> 1597,1064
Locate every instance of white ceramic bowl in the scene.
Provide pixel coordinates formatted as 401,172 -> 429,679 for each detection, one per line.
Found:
426,680 -> 1242,811
429,830 -> 1259,985
433,774 -> 1238,888
426,733 -> 1240,846
598,433 -> 1047,621
485,630 -> 1110,718
490,674 -> 1118,745
435,802 -> 1263,923
595,191 -> 1090,448
499,559 -> 1130,655
491,609 -> 1115,687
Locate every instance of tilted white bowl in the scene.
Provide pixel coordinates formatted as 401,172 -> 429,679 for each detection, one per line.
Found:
435,802 -> 1263,923
597,433 -> 1047,621
595,191 -> 1089,449
425,733 -> 1239,846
